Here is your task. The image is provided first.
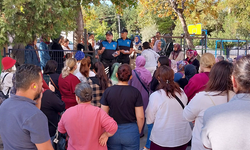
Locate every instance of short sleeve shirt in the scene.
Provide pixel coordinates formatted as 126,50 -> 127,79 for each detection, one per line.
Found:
98,40 -> 119,60
117,38 -> 133,60
0,94 -> 50,150
100,85 -> 143,124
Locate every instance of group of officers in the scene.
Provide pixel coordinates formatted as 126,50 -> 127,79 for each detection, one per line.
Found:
97,29 -> 134,75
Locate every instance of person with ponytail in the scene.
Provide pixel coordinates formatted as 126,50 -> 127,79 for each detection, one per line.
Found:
75,57 -> 92,83
146,65 -> 191,150
58,58 -> 81,109
58,83 -> 118,150
87,62 -> 111,107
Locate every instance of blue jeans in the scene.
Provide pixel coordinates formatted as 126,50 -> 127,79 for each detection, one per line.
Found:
145,123 -> 154,149
107,123 -> 140,150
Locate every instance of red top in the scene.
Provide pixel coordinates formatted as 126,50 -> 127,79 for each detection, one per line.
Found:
58,103 -> 118,150
184,72 -> 210,101
58,73 -> 81,109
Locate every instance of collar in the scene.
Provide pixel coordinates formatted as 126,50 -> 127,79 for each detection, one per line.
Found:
119,38 -> 129,41
230,93 -> 250,102
10,94 -> 36,105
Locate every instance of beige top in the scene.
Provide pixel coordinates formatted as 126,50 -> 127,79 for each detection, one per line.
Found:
169,51 -> 184,62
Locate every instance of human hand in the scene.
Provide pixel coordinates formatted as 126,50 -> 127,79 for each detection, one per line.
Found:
102,47 -> 105,51
99,132 -> 109,147
35,92 -> 43,109
49,82 -> 55,92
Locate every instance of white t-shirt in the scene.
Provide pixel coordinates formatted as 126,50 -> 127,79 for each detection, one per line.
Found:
141,48 -> 159,68
1,72 -> 14,96
146,89 -> 192,147
75,71 -> 96,83
73,62 -> 81,75
183,91 -> 235,150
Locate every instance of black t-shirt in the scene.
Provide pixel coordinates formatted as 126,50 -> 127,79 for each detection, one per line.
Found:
100,85 -> 143,124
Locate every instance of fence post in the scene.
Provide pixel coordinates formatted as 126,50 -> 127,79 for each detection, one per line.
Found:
205,34 -> 207,53
246,40 -> 248,55
237,39 -> 240,56
183,35 -> 186,58
220,39 -> 222,56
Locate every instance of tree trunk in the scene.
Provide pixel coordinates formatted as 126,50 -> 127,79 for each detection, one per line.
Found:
176,11 -> 195,49
73,7 -> 84,50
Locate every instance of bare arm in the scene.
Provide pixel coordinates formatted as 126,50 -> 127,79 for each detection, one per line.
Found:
35,140 -> 54,150
135,106 -> 144,134
101,105 -> 110,114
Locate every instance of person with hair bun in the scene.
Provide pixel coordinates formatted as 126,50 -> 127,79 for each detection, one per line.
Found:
75,57 -> 92,83
58,58 -> 81,109
183,61 -> 235,150
146,65 -> 191,150
200,55 -> 250,150
58,83 -> 118,150
184,53 -> 216,101
101,64 -> 144,150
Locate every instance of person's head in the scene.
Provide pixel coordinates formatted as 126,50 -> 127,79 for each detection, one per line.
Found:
174,43 -> 181,52
41,35 -> 50,42
216,55 -> 224,62
75,83 -> 92,103
200,53 -> 216,72
106,31 -> 113,42
135,36 -> 139,43
155,65 -> 182,97
59,36 -> 64,44
151,37 -> 155,44
177,60 -> 188,72
117,64 -> 132,82
157,40 -> 162,48
89,33 -> 94,40
93,62 -> 109,90
65,53 -> 72,59
186,49 -> 198,59
62,58 -> 77,78
227,57 -> 233,63
2,57 -> 16,72
121,29 -> 128,39
205,61 -> 233,95
80,57 -> 91,78
64,39 -> 69,47
136,56 -> 146,68
156,32 -> 161,39
142,42 -> 151,50
184,64 -> 197,81
74,51 -> 85,61
157,56 -> 170,67
232,55 -> 250,93
44,60 -> 58,74
15,64 -> 42,100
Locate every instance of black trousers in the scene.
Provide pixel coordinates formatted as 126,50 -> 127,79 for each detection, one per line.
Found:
101,59 -> 117,77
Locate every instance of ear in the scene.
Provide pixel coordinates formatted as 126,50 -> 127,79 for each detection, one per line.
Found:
75,96 -> 80,104
31,82 -> 37,91
231,75 -> 238,93
129,75 -> 133,80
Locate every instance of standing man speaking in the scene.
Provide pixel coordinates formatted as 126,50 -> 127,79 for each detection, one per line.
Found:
98,31 -> 120,76
117,29 -> 133,64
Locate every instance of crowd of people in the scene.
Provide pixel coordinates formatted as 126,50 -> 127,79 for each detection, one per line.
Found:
0,30 -> 250,150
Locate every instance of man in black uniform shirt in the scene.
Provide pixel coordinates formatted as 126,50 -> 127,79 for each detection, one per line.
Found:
117,29 -> 133,64
98,31 -> 120,76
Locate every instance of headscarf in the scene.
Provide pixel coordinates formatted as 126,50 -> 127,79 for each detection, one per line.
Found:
134,35 -> 141,45
172,43 -> 182,60
135,56 -> 152,85
110,63 -> 120,85
171,60 -> 177,73
75,51 -> 85,61
184,64 -> 197,81
153,40 -> 161,52
186,49 -> 198,63
177,60 -> 188,72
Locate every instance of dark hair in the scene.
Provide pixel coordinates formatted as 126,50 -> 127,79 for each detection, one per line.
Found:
143,42 -> 151,49
155,66 -> 182,98
94,62 -> 109,90
44,60 -> 58,74
65,53 -> 72,59
158,56 -> 170,67
117,64 -> 132,82
80,58 -> 91,78
205,61 -> 233,98
16,64 -> 41,91
232,55 -> 250,93
75,83 -> 92,102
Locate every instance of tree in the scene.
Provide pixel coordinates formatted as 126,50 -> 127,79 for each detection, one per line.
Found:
140,0 -> 220,48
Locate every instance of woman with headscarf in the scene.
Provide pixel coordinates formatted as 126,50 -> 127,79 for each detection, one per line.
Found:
169,43 -> 184,62
39,36 -> 51,69
174,60 -> 188,82
153,40 -> 162,54
177,64 -> 197,89
185,49 -> 200,72
133,35 -> 142,55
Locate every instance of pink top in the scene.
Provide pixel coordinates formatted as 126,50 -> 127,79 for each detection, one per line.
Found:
58,103 -> 118,150
184,72 -> 210,101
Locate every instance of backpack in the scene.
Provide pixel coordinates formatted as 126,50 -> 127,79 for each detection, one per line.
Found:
0,73 -> 10,105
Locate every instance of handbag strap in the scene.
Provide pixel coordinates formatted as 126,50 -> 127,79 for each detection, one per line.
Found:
174,95 -> 185,109
1,73 -> 11,96
47,74 -> 59,91
134,70 -> 149,95
1,73 -> 10,84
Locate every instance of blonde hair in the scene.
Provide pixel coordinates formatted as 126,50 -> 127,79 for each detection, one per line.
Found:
200,53 -> 215,69
62,58 -> 77,78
